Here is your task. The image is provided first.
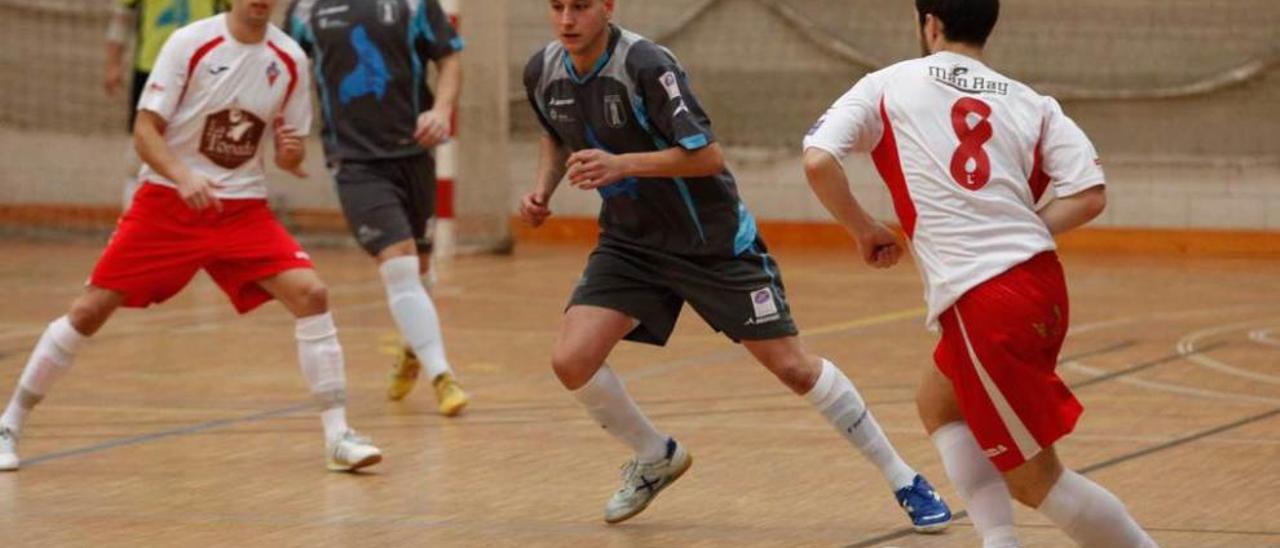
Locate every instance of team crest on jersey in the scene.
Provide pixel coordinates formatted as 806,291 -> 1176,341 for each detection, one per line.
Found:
200,108 -> 266,169
604,95 -> 627,128
377,0 -> 399,24
266,61 -> 280,87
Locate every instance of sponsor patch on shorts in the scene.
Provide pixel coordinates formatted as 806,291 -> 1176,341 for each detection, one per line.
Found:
750,287 -> 779,322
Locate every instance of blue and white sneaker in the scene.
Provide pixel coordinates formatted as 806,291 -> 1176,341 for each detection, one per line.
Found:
895,474 -> 952,533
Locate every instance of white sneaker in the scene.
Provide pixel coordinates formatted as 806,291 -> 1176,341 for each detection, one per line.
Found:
604,438 -> 692,524
0,427 -> 19,471
326,430 -> 382,472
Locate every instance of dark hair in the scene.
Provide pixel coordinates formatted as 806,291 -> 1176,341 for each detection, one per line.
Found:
915,0 -> 1000,46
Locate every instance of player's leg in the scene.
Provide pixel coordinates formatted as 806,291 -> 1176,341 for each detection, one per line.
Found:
3,184 -> 203,470
1002,446 -> 1157,548
0,287 -> 123,470
377,239 -> 464,413
561,245 -> 691,523
256,268 -> 381,472
740,336 -> 951,533
939,252 -> 1156,546
919,363 -> 1020,548
555,304 -> 689,524
334,158 -> 463,411
676,239 -> 949,531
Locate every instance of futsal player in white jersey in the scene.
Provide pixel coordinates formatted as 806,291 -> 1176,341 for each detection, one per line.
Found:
802,1 -> 1157,546
0,0 -> 381,473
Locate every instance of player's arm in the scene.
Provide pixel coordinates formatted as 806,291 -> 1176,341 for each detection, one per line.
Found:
274,50 -> 312,178
802,148 -> 903,268
104,1 -> 136,97
801,75 -> 903,268
414,0 -> 464,148
569,54 -> 724,190
134,110 -> 222,211
1037,186 -> 1106,235
565,144 -> 724,190
1036,98 -> 1108,235
520,134 -> 571,228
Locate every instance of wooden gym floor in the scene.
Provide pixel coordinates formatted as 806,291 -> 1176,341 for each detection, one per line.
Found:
0,239 -> 1275,547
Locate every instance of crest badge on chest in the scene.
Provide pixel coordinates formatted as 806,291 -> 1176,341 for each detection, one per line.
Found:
377,0 -> 399,25
604,94 -> 627,129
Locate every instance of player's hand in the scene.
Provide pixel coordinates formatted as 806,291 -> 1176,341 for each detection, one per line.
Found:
856,222 -> 904,269
519,191 -> 552,227
104,62 -> 123,98
176,172 -> 224,213
273,122 -> 307,178
566,149 -> 628,190
414,109 -> 451,149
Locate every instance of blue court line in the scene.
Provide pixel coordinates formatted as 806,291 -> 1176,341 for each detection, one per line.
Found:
23,402 -> 313,467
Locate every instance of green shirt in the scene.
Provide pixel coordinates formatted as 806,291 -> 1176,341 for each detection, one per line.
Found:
121,0 -> 229,72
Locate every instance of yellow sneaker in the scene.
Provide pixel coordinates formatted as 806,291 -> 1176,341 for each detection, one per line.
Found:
387,346 -> 421,401
432,373 -> 468,417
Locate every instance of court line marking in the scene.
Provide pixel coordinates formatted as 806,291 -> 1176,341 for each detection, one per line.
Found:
1069,341 -> 1229,390
1066,360 -> 1280,406
22,402 -> 313,467
1177,318 -> 1280,385
844,406 -> 1280,548
1248,325 -> 1280,349
19,306 -> 927,467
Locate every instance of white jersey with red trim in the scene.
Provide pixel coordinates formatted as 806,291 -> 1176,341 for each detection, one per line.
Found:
137,14 -> 310,199
804,51 -> 1104,329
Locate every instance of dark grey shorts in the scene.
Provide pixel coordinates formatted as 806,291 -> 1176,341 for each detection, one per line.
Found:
568,237 -> 799,346
333,154 -> 435,256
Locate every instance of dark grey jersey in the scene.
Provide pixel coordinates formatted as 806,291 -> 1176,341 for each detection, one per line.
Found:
524,26 -> 759,258
285,0 -> 462,162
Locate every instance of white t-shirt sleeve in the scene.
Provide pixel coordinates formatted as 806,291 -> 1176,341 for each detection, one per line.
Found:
136,29 -> 191,121
1040,97 -> 1105,197
802,71 -> 886,160
281,50 -> 312,135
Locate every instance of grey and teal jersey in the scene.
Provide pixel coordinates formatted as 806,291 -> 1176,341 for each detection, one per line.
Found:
524,25 -> 759,258
285,0 -> 462,162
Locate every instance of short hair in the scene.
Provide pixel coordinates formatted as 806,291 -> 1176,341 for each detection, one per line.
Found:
915,0 -> 1000,46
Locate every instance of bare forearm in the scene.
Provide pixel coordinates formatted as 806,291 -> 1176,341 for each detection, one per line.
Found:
431,54 -> 461,116
537,137 -> 570,197
133,112 -> 192,184
803,149 -> 876,236
1038,186 -> 1107,235
620,143 -> 724,180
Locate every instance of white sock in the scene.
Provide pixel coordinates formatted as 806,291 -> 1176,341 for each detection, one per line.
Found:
805,359 -> 917,490
380,256 -> 451,380
1037,469 -> 1158,548
1,316 -> 87,434
932,422 -> 1021,548
295,312 -> 350,442
572,364 -> 669,462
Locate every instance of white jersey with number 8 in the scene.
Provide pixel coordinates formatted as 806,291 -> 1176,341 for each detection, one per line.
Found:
804,51 -> 1104,329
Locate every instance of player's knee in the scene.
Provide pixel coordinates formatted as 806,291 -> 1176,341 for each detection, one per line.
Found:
768,353 -> 818,394
295,282 -> 330,315
1006,477 -> 1052,508
67,297 -> 111,336
549,344 -> 596,390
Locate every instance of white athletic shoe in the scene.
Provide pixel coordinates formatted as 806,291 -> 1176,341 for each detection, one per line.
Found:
326,430 -> 382,472
604,438 -> 692,524
0,427 -> 19,471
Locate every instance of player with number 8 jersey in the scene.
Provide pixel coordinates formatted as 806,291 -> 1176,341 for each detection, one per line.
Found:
805,54 -> 1103,333
802,1 -> 1157,547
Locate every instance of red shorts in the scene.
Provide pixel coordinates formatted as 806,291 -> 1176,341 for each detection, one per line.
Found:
90,183 -> 314,314
933,251 -> 1082,472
